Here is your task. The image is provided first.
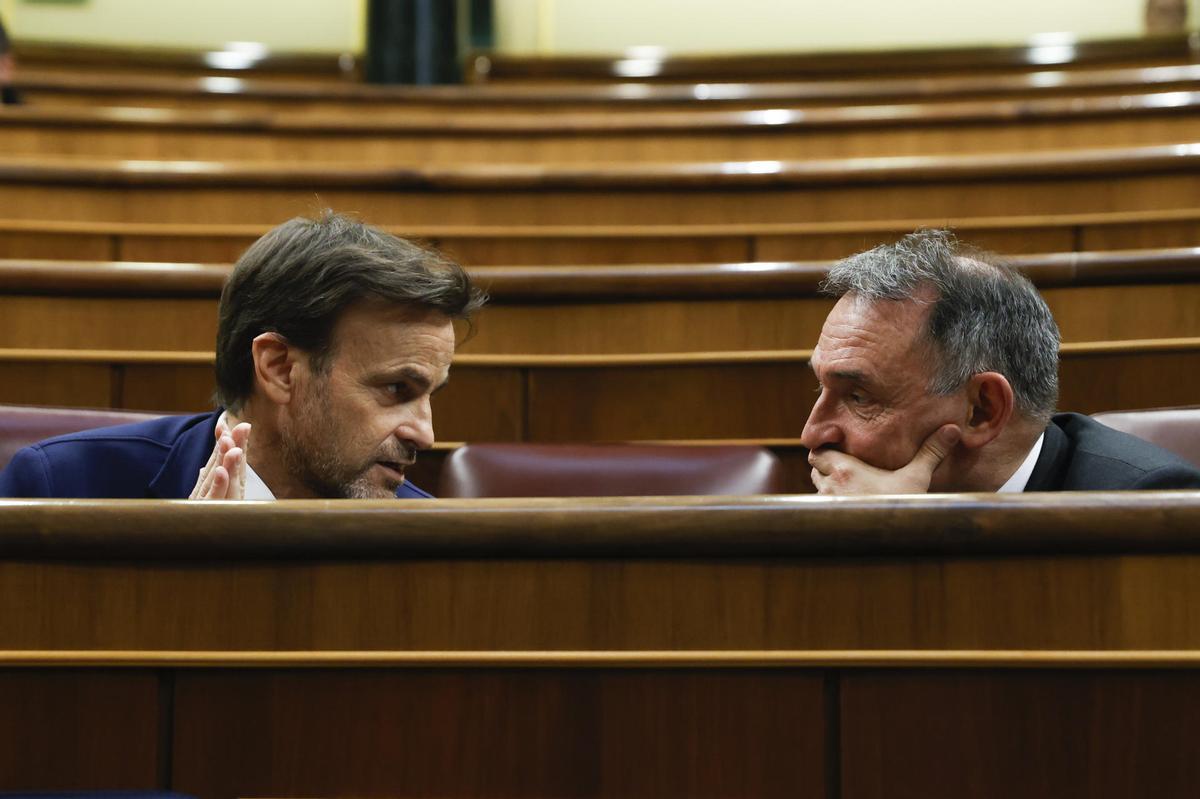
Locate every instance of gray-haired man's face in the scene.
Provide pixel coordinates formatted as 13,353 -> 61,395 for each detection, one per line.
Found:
801,293 -> 964,480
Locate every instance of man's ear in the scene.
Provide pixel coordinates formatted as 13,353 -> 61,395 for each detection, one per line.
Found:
250,332 -> 297,406
960,371 -> 1015,449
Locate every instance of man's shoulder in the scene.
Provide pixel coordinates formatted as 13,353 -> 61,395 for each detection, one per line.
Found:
1049,412 -> 1200,490
0,412 -> 217,498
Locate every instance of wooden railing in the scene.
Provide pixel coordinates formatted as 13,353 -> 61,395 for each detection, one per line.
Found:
3,495 -> 1200,797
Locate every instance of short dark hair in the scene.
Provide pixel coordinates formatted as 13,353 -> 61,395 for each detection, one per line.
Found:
215,212 -> 485,411
821,229 -> 1060,422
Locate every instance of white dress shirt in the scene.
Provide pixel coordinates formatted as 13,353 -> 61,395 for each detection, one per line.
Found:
996,433 -> 1045,493
215,411 -> 275,500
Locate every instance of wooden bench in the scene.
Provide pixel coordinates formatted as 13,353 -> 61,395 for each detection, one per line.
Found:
3,91 -> 1200,163
1,248 -> 1198,353
1,208 -> 1198,264
0,340 -> 1195,442
13,62 -> 1200,114
1,144 -> 1198,228
4,495 -> 1200,798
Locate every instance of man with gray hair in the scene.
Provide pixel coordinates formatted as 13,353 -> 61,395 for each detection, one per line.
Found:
802,229 -> 1200,494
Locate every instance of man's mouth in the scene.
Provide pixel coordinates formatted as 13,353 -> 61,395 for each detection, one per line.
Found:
375,461 -> 411,483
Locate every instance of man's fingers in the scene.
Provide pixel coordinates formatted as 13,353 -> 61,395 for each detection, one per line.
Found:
902,424 -> 962,478
208,465 -> 229,498
222,447 -> 244,500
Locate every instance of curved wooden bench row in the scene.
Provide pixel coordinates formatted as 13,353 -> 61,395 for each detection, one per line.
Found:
1,340 -> 1195,440
3,91 -> 1200,162
1,249 -> 1197,353
5,491 -> 1200,799
1,143 -> 1198,227
13,62 -> 1200,114
468,34 -> 1200,83
2,208 -> 1197,265
5,247 -> 1198,296
12,40 -> 359,82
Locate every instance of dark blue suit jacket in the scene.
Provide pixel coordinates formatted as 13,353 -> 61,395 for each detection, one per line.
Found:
0,411 -> 433,499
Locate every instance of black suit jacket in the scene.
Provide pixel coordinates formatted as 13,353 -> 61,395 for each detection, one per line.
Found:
1024,413 -> 1200,491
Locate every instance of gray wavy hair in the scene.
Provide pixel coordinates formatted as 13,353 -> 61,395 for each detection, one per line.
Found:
821,229 -> 1059,422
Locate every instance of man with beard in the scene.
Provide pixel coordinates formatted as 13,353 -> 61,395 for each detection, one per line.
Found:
0,212 -> 485,500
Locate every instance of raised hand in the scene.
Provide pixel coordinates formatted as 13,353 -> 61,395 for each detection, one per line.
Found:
809,424 -> 961,495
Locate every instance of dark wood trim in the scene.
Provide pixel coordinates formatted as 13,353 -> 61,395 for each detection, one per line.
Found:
1,492 -> 1200,558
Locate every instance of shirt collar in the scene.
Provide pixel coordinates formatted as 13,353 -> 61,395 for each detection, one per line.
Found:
997,433 -> 1045,493
216,411 -> 276,500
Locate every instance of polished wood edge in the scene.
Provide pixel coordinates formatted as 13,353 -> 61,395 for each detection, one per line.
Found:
3,493 -> 1200,558
4,247 -> 1200,298
0,142 -> 1197,188
12,41 -> 357,77
2,205 -> 1199,238
3,90 -> 1200,134
3,649 -> 1200,668
14,62 -> 1200,105
0,338 -> 1195,367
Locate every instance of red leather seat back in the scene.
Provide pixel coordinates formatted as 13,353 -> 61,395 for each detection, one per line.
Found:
0,404 -> 161,470
439,443 -> 784,498
1092,406 -> 1200,468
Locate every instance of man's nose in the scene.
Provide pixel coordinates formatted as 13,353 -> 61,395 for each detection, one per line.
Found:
800,393 -> 841,452
397,397 -> 435,451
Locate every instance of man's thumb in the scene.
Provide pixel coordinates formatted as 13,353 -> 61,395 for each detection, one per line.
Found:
907,424 -> 962,475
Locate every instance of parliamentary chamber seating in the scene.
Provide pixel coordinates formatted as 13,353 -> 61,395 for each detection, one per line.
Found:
4,29 -> 1200,799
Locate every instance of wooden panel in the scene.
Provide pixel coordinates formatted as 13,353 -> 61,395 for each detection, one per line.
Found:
0,296 -> 216,350
120,363 -> 216,412
432,367 -> 526,442
841,671 -> 1200,799
5,111 -> 1200,164
1058,349 -> 1200,414
526,362 -> 814,441
4,551 -> 1200,650
1042,283 -> 1200,342
472,298 -> 827,354
1,161 -> 1198,227
0,670 -> 160,790
1080,218 -> 1200,250
173,669 -> 825,799
2,345 -> 1196,437
0,230 -> 114,260
437,234 -> 753,266
0,363 -> 113,406
118,234 -> 259,263
757,226 -> 1077,260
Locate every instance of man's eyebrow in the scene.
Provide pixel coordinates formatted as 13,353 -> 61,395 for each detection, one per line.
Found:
376,365 -> 434,392
808,359 -> 869,385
